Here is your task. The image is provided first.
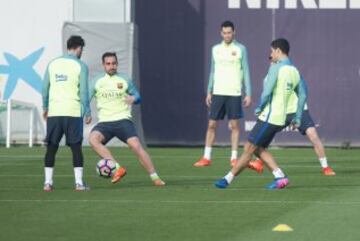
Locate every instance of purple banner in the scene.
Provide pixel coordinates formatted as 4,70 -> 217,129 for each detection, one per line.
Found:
136,0 -> 360,146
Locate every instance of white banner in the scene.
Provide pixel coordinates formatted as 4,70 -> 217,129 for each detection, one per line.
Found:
0,0 -> 73,142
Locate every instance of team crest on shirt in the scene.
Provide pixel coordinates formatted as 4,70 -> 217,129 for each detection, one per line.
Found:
231,51 -> 237,56
117,83 -> 123,89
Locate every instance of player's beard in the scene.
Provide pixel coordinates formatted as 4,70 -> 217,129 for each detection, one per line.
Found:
107,69 -> 117,76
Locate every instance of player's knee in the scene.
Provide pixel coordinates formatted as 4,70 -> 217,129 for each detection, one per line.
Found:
208,121 -> 217,130
229,122 -> 239,131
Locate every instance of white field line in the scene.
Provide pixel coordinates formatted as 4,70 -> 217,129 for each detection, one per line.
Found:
0,199 -> 360,205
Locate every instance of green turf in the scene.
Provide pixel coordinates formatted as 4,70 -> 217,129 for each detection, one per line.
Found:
0,146 -> 360,241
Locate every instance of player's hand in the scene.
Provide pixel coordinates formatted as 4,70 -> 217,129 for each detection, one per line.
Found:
42,111 -> 48,121
290,118 -> 301,130
243,96 -> 252,108
254,107 -> 262,116
206,93 -> 212,107
125,95 -> 136,105
85,116 -> 92,124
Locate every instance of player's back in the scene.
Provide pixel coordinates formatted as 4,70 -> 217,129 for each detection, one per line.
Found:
47,55 -> 85,117
259,61 -> 300,126
273,64 -> 300,119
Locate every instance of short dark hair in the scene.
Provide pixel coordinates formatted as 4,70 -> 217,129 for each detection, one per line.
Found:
221,20 -> 235,31
271,38 -> 290,55
67,35 -> 85,50
102,52 -> 118,63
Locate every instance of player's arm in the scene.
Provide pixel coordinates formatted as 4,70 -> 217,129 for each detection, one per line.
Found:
42,65 -> 50,120
241,45 -> 252,107
241,45 -> 251,97
255,64 -> 279,115
124,75 -> 141,105
88,79 -> 96,102
79,63 -> 91,119
207,54 -> 215,94
292,76 -> 308,127
206,53 -> 215,107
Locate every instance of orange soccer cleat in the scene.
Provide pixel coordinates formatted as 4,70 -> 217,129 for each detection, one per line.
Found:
153,178 -> 166,186
248,158 -> 264,174
111,167 -> 127,184
323,167 -> 336,176
193,158 -> 211,167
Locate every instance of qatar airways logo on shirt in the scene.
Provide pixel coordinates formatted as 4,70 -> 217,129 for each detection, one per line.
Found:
101,90 -> 124,99
228,0 -> 360,9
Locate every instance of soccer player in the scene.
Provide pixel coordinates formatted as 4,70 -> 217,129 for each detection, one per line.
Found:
42,35 -> 91,191
214,38 -> 307,189
248,63 -> 336,176
194,20 -> 252,167
88,52 -> 165,186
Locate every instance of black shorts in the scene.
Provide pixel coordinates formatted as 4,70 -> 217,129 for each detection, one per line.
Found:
286,110 -> 315,135
248,119 -> 283,148
45,116 -> 83,145
209,95 -> 244,120
91,119 -> 138,144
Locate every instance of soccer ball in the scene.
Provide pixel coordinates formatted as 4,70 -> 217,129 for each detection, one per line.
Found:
96,159 -> 119,178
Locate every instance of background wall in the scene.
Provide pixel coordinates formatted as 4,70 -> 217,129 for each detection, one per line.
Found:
135,0 -> 360,146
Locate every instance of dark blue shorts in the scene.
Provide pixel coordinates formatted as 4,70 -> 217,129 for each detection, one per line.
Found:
286,110 -> 315,135
248,119 -> 283,148
45,116 -> 83,145
209,95 -> 244,120
91,119 -> 138,144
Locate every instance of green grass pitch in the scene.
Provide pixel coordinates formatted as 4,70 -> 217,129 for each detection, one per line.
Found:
0,147 -> 360,241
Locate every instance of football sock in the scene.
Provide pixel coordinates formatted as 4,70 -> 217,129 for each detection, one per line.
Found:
231,150 -> 238,160
44,167 -> 54,185
74,167 -> 84,186
204,146 -> 212,160
272,168 -> 285,178
319,157 -> 328,168
224,171 -> 235,184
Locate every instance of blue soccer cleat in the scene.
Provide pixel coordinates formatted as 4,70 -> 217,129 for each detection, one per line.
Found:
214,178 -> 229,189
266,176 -> 289,190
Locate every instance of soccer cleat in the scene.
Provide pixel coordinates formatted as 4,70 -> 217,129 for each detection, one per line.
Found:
323,167 -> 336,176
43,183 -> 53,192
230,159 -> 237,167
266,176 -> 289,190
75,183 -> 90,191
248,158 -> 264,174
193,158 -> 211,167
153,178 -> 166,186
214,178 -> 229,189
111,167 -> 127,184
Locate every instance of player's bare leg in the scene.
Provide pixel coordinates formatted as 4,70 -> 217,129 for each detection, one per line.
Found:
214,142 -> 256,188
215,144 -> 288,189
127,137 -> 165,186
256,147 -> 279,171
229,119 -> 240,166
89,131 -> 127,183
194,120 -> 217,167
205,120 -> 217,147
231,142 -> 257,175
89,131 -> 115,160
306,127 -> 335,175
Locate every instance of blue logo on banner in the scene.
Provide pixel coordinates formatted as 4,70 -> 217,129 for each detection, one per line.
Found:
0,47 -> 44,100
